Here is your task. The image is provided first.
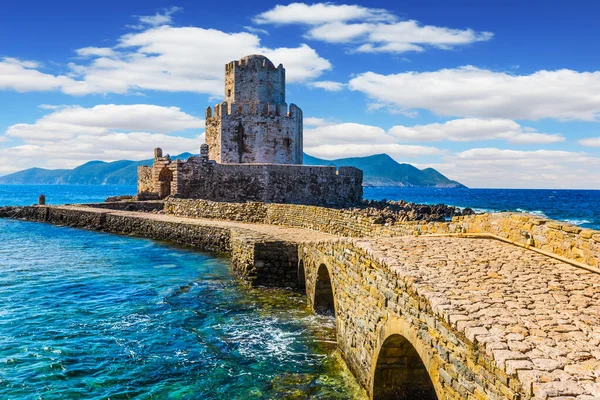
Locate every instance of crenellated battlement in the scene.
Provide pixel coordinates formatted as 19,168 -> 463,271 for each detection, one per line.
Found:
208,101 -> 302,119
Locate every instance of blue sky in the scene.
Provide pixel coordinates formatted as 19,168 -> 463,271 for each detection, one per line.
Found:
1,1 -> 600,188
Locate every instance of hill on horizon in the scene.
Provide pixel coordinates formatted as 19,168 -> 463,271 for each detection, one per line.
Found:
0,153 -> 465,188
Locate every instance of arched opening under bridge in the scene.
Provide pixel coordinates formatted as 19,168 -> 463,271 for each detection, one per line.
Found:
313,264 -> 335,316
373,334 -> 437,400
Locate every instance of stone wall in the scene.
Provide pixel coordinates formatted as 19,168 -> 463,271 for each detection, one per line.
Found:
164,198 -> 600,269
299,239 -> 517,400
81,201 -> 164,212
173,161 -> 363,207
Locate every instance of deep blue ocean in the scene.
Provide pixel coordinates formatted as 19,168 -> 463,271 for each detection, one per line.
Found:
1,184 -> 597,229
0,184 -> 598,398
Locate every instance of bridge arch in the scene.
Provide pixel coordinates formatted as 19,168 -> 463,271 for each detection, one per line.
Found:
313,263 -> 336,317
371,315 -> 442,400
297,260 -> 306,291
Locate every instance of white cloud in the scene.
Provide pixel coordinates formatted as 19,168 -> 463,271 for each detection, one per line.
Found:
432,148 -> 600,189
389,118 -> 564,144
303,120 -> 443,160
1,24 -> 331,96
0,57 -> 82,93
579,137 -> 600,147
75,47 -> 115,58
304,118 -> 562,147
6,104 -> 204,142
305,122 -> 396,147
304,117 -> 336,127
349,67 -> 600,121
255,3 -> 492,54
0,104 -> 204,174
254,3 -> 393,25
261,44 -> 331,83
309,80 -> 346,91
130,6 -> 182,29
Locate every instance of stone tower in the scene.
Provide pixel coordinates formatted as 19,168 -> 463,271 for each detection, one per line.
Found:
205,55 -> 303,164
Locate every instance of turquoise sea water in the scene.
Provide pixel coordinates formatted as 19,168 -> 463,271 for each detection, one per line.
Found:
0,186 -> 362,399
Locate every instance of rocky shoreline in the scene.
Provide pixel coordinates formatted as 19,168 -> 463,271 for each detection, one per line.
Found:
351,199 -> 475,224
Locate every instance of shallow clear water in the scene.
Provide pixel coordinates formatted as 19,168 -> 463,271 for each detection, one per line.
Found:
0,219 -> 362,399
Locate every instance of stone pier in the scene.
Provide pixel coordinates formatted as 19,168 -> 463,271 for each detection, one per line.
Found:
1,202 -> 599,399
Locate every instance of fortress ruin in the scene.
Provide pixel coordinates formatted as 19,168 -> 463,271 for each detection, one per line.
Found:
137,54 -> 362,206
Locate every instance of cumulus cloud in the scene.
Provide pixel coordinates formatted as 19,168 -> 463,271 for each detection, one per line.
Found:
75,47 -> 115,58
0,57 -> 82,93
129,6 -> 182,29
349,67 -> 600,121
579,137 -> 600,147
389,118 -> 564,144
309,80 -> 346,91
434,148 -> 600,189
0,24 -> 331,96
0,104 -> 204,174
304,118 -> 562,148
303,121 -> 443,160
304,117 -> 337,127
254,3 -> 492,54
6,104 -> 204,142
254,3 -> 393,25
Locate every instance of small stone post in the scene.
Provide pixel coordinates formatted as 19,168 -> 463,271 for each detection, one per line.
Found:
154,147 -> 163,160
38,194 -> 46,205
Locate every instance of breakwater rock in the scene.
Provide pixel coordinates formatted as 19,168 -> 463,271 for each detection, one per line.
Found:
352,199 -> 475,224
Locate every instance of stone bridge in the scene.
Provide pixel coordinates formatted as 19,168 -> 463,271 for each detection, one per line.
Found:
300,237 -> 600,400
1,201 -> 599,400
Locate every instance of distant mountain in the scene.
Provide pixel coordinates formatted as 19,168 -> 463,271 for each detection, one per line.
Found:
304,153 -> 465,188
0,153 -> 193,186
0,152 -> 465,188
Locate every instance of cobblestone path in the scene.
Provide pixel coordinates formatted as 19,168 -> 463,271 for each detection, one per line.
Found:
360,236 -> 600,399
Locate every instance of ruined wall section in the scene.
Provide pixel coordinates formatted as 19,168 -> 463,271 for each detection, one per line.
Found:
137,166 -> 153,194
174,161 -> 362,207
136,150 -> 178,199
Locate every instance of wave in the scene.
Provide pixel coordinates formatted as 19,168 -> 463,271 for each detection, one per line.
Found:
562,219 -> 591,226
516,209 -> 548,218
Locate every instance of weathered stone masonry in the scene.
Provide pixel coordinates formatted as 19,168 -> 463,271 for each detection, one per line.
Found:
206,55 -> 303,165
139,155 -> 363,206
